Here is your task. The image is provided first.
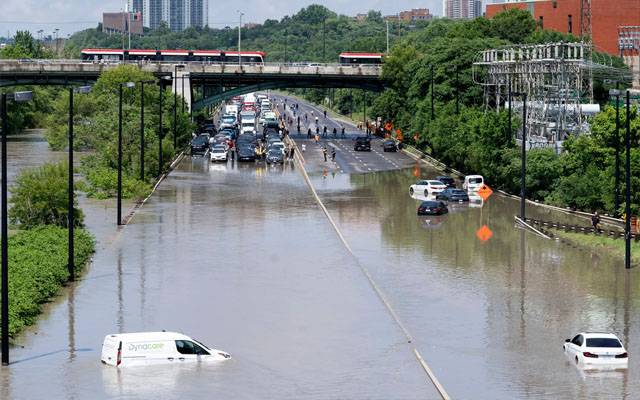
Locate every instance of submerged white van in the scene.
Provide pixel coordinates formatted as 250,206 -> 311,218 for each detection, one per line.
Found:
101,331 -> 230,367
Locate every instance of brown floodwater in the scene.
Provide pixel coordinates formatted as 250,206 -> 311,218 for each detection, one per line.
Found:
310,166 -> 639,399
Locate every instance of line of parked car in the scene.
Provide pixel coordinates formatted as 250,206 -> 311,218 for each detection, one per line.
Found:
411,175 -> 485,216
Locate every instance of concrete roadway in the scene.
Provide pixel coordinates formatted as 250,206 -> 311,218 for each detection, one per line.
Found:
270,94 -> 416,174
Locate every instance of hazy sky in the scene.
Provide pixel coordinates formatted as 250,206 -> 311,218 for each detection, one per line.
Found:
0,0 -> 451,38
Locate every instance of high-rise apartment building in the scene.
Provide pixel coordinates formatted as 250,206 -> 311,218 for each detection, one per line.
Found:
443,0 -> 483,19
138,0 -> 208,31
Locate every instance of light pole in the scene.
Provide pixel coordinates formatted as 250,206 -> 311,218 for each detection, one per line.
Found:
67,86 -> 91,282
139,80 -> 154,181
611,87 -> 621,217
158,78 -> 166,177
322,18 -> 326,62
117,82 -> 135,226
1,90 -> 33,366
237,11 -> 244,67
509,91 -> 528,219
430,65 -> 434,121
624,90 -> 631,269
173,65 -> 185,150
284,28 -> 288,63
386,20 -> 390,54
455,66 -> 460,115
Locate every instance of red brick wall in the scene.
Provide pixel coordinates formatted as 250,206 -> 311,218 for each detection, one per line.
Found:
486,0 -> 640,55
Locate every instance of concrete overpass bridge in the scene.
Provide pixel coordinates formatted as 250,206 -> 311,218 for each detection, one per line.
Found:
0,60 -> 384,111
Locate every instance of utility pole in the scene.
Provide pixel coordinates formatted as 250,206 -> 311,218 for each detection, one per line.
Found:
508,78 -> 512,144
520,93 -> 527,219
67,88 -> 75,281
430,65 -> 435,121
237,11 -> 244,67
614,86 -> 621,217
158,80 -> 164,177
455,66 -> 460,115
1,93 -> 8,366
322,18 -> 326,62
386,20 -> 390,54
624,90 -> 631,269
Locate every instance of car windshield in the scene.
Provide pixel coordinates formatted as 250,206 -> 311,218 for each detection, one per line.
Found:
428,181 -> 444,185
452,190 -> 466,195
586,338 -> 622,348
192,136 -> 208,145
222,117 -> 234,122
469,177 -> 483,184
213,148 -> 225,153
268,150 -> 281,156
421,201 -> 439,207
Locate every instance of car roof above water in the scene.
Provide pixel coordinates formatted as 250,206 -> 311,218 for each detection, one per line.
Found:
105,331 -> 191,342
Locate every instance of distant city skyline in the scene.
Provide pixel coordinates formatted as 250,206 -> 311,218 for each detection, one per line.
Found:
0,0 -> 489,37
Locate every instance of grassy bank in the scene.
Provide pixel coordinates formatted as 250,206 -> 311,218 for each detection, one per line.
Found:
550,228 -> 640,265
2,226 -> 95,337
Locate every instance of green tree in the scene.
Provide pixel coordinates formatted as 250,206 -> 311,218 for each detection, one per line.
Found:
9,161 -> 84,229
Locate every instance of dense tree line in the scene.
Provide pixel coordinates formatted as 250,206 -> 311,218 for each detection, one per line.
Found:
366,9 -> 637,215
63,5 -> 415,62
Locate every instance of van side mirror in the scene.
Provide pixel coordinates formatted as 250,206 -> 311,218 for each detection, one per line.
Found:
565,339 -> 570,343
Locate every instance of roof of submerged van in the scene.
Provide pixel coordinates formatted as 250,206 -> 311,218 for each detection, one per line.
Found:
105,331 -> 191,342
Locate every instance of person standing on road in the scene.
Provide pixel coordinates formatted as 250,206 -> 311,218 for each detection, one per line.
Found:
323,126 -> 327,137
341,125 -> 346,138
322,146 -> 328,162
592,211 -> 601,232
289,146 -> 295,160
324,110 -> 327,119
333,127 -> 337,138
331,147 -> 336,162
316,126 -> 320,137
301,143 -> 306,153
307,128 -> 312,138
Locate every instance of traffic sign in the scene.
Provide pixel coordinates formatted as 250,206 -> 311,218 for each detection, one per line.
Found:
476,225 -> 493,243
477,184 -> 493,201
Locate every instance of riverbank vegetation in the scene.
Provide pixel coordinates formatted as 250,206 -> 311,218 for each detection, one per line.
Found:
44,65 -> 192,199
1,162 -> 95,337
549,229 -> 640,265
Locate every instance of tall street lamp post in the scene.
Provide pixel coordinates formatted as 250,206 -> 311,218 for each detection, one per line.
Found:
139,80 -> 154,182
624,90 -> 631,270
67,86 -> 91,282
173,65 -> 185,150
237,11 -> 244,67
117,82 -> 135,226
1,90 -> 33,366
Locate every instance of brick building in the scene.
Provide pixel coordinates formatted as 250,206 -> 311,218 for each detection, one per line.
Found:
398,8 -> 433,21
103,12 -> 144,35
486,0 -> 640,55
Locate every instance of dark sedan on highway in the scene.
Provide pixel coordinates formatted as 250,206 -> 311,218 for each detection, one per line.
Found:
382,139 -> 397,152
237,145 -> 257,162
190,134 -> 210,156
417,200 -> 449,216
266,149 -> 284,164
354,137 -> 371,151
436,175 -> 456,188
436,188 -> 469,202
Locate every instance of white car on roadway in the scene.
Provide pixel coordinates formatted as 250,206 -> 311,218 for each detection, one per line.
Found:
210,145 -> 228,162
409,180 -> 447,196
563,332 -> 628,368
463,175 -> 484,192
101,331 -> 230,367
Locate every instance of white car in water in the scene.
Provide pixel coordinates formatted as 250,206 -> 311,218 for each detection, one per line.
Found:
409,180 -> 447,196
101,331 -> 230,367
563,332 -> 628,368
210,145 -> 228,162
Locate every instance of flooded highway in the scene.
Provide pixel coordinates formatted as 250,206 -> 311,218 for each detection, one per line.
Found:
310,166 -> 640,399
0,154 -> 437,399
1,111 -> 639,399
